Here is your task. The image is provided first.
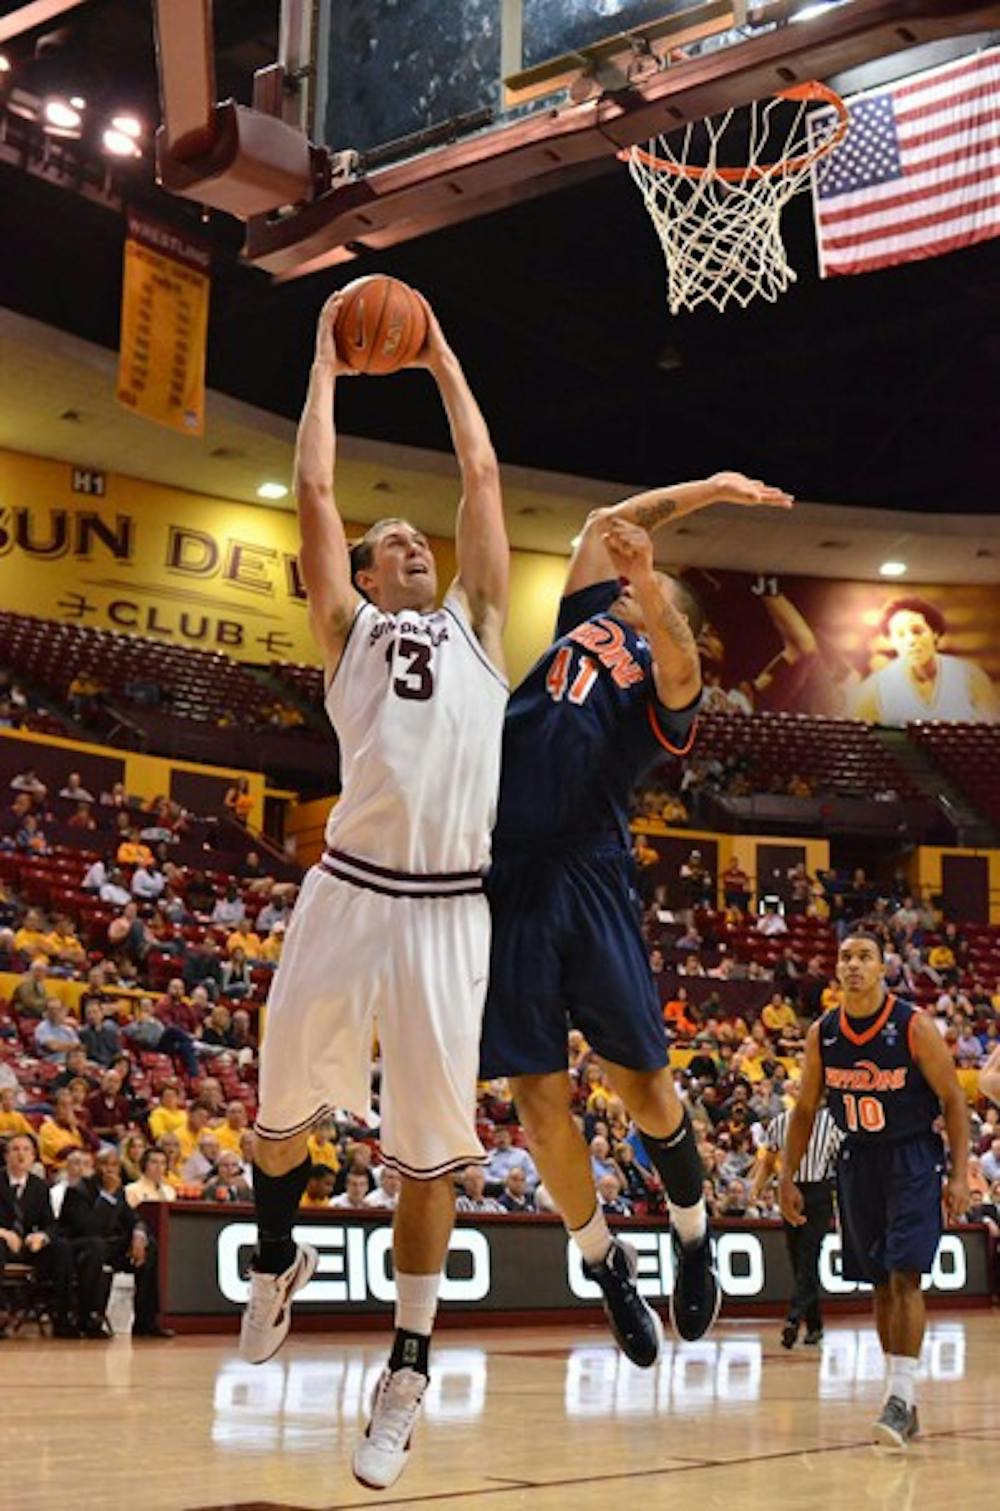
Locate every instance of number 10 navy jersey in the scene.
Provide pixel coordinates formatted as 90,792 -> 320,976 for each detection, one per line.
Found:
494,580 -> 699,853
819,994 -> 939,1145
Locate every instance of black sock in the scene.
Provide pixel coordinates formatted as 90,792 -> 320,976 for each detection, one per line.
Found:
638,1111 -> 705,1209
252,1156 -> 311,1273
388,1328 -> 431,1378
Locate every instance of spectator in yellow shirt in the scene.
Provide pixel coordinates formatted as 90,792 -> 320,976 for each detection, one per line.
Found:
761,994 -> 800,1036
176,1103 -> 212,1162
928,943 -> 955,973
43,914 -> 88,969
148,1083 -> 187,1143
0,1086 -> 33,1139
308,1118 -> 341,1174
14,908 -> 52,958
38,1088 -> 86,1170
820,979 -> 841,1012
226,927 -> 263,960
214,1100 -> 250,1153
116,828 -> 154,868
260,926 -> 285,964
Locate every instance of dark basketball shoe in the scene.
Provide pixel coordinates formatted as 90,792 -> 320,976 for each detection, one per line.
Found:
669,1229 -> 720,1343
873,1395 -> 913,1449
803,1326 -> 824,1346
906,1405 -> 920,1441
583,1239 -> 663,1368
780,1320 -> 799,1350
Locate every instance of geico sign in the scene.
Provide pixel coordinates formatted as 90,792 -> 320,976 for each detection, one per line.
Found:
567,1232 -> 968,1302
568,1232 -> 765,1300
817,1233 -> 967,1294
217,1223 -> 490,1305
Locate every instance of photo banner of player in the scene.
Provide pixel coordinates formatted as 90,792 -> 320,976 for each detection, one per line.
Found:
679,569 -> 1000,727
116,209 -> 210,436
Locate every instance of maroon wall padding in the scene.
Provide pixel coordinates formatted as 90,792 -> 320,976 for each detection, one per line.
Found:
941,853 -> 989,924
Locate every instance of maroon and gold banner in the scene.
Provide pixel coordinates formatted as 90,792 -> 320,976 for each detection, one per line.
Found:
679,570 -> 1000,727
116,210 -> 210,436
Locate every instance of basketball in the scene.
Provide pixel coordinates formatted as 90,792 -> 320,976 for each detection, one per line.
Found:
333,275 -> 428,375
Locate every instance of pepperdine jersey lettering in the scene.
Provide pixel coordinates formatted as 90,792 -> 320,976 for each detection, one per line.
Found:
324,595 -> 508,875
494,580 -> 698,851
818,994 -> 939,1144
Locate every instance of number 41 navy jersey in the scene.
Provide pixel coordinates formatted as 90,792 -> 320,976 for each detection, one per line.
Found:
493,580 -> 699,853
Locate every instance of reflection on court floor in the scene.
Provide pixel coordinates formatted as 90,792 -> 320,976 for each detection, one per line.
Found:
211,1321 -> 970,1450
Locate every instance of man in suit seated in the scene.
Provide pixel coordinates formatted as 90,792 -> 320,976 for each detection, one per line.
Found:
0,1131 -> 78,1336
59,1147 -> 172,1338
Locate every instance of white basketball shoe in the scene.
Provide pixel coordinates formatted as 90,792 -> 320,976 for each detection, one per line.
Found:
238,1243 -> 318,1364
352,1366 -> 427,1490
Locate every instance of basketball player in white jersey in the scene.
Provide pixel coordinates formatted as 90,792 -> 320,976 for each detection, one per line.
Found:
853,597 -> 999,726
239,291 -> 508,1491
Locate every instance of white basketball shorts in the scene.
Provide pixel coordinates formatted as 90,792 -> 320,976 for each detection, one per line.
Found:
254,859 -> 489,1179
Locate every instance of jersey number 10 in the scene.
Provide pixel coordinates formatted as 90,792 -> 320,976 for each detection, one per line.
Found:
842,1093 -> 886,1133
546,648 -> 598,706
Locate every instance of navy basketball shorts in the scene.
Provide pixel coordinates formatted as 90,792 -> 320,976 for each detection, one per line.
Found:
836,1131 -> 945,1284
480,844 -> 669,1078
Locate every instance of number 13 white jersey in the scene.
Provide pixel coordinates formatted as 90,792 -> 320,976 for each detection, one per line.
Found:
323,593 -> 508,876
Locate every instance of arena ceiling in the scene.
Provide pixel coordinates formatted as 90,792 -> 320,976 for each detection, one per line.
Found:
0,0 -> 998,534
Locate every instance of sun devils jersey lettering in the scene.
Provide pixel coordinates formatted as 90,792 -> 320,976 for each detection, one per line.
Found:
819,994 -> 939,1144
324,595 -> 507,874
494,580 -> 698,850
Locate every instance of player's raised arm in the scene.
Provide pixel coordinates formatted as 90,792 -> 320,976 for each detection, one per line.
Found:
413,299 -> 508,670
564,471 -> 793,597
778,1022 -> 825,1226
294,294 -> 362,678
601,519 -> 701,711
909,1010 -> 971,1221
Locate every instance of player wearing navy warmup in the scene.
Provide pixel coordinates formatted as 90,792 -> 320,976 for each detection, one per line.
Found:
481,472 -> 791,1363
781,930 -> 971,1448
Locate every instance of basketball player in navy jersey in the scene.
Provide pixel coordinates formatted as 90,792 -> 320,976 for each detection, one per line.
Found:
481,472 -> 791,1364
781,930 -> 971,1448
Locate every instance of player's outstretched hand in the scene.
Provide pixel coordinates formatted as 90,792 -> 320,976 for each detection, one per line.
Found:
944,1176 -> 972,1223
315,293 -> 360,376
602,518 -> 654,582
408,293 -> 452,372
778,1176 -> 805,1226
709,472 -> 794,509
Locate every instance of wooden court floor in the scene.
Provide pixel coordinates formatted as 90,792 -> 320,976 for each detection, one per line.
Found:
4,1312 -> 997,1510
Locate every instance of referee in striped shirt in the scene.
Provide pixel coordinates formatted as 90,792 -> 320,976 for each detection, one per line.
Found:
751,1103 -> 842,1348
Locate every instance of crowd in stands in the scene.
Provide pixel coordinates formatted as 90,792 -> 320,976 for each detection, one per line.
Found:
2,756 -> 999,1337
0,669 -> 64,738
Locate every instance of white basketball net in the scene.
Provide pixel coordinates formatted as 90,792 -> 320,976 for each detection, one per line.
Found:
625,91 -> 846,314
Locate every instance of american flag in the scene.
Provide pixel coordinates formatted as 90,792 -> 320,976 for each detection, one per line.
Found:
809,47 -> 1000,277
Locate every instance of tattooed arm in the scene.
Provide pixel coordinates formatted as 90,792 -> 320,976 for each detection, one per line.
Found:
563,472 -> 793,597
601,519 -> 702,709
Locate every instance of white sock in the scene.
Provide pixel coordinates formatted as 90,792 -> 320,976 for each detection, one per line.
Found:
886,1354 -> 918,1410
394,1270 -> 441,1336
569,1204 -> 612,1266
669,1197 -> 707,1249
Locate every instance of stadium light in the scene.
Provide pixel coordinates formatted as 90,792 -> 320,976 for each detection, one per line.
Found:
879,561 -> 907,578
43,96 -> 83,135
111,113 -> 142,138
257,482 -> 289,500
102,126 -> 142,157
